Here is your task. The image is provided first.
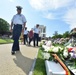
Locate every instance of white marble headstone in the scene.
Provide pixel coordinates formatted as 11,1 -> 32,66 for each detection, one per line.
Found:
45,60 -> 66,75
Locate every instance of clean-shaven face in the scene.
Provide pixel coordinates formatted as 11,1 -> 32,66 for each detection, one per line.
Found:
17,9 -> 22,14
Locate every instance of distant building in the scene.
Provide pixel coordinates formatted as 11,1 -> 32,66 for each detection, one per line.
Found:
39,25 -> 46,38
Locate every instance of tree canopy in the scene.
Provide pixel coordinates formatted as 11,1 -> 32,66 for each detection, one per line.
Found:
63,31 -> 70,38
52,31 -> 70,39
0,18 -> 10,35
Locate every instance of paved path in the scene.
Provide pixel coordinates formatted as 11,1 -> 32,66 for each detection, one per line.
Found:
0,44 -> 38,75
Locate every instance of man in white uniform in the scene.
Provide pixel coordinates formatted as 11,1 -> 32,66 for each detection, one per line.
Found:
33,24 -> 40,47
23,27 -> 28,45
10,6 -> 27,55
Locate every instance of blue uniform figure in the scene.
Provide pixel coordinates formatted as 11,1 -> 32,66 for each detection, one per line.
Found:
10,6 -> 27,55
33,24 -> 40,47
23,27 -> 28,45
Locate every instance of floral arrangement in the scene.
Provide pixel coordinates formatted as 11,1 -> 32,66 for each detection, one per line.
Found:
41,43 -> 76,68
68,48 -> 76,68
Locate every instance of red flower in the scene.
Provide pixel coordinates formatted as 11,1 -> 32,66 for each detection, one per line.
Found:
68,48 -> 73,52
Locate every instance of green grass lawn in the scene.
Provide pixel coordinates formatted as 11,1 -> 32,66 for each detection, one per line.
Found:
0,39 -> 13,44
33,49 -> 46,75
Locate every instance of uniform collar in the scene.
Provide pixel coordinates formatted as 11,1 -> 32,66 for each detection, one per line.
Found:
17,14 -> 22,16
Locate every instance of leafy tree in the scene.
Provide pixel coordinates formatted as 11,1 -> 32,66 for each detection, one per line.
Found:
52,31 -> 70,39
53,31 -> 58,36
62,31 -> 70,38
0,18 -> 10,35
52,31 -> 62,39
52,34 -> 62,39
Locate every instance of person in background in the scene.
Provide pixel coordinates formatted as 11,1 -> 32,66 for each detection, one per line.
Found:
10,6 -> 27,55
33,24 -> 40,47
23,27 -> 28,45
28,28 -> 34,46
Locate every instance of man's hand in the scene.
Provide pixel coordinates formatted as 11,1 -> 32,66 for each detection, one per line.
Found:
22,29 -> 24,34
10,22 -> 13,32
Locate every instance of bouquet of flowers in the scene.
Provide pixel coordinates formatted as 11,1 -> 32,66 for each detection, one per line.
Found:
69,49 -> 76,68
40,41 -> 76,74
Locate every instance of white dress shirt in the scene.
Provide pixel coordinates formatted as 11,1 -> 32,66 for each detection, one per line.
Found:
33,27 -> 40,34
24,30 -> 28,35
11,14 -> 27,25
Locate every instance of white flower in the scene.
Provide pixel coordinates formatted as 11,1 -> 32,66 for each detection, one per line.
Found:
46,41 -> 52,47
42,45 -> 50,52
69,52 -> 74,57
66,44 -> 73,48
63,49 -> 68,58
45,47 -> 50,52
51,46 -> 55,49
52,47 -> 59,53
43,53 -> 50,60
